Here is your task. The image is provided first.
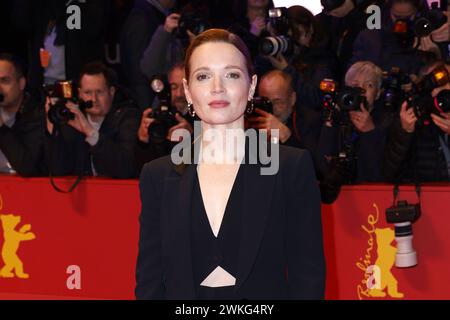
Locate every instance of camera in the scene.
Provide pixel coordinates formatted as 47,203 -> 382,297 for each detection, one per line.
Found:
149,75 -> 178,143
382,67 -> 412,110
413,1 -> 447,37
268,7 -> 290,35
248,96 -> 273,117
259,35 -> 293,57
43,80 -> 93,125
177,11 -> 209,40
406,65 -> 450,124
386,200 -> 421,267
320,79 -> 367,125
392,18 -> 416,48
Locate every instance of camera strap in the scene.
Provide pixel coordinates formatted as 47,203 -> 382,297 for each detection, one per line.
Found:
49,125 -> 83,193
393,183 -> 422,208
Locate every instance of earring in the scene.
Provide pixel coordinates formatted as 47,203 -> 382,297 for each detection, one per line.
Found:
245,99 -> 254,115
187,102 -> 196,117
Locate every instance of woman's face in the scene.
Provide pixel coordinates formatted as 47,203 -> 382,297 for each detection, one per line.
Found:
184,42 -> 257,126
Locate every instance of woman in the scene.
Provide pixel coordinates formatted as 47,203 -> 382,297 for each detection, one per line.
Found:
135,29 -> 325,300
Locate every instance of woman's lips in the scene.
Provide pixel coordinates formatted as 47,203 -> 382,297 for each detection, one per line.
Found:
208,100 -> 230,108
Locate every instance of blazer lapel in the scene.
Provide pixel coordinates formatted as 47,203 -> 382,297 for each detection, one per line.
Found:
161,158 -> 197,299
235,140 -> 277,291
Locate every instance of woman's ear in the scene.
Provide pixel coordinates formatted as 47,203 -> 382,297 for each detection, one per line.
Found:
248,74 -> 258,100
183,78 -> 193,104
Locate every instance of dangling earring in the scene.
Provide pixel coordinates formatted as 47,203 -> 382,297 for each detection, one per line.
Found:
187,102 -> 196,117
245,98 -> 254,115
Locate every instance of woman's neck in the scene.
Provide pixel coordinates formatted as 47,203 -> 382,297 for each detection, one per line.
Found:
199,118 -> 246,165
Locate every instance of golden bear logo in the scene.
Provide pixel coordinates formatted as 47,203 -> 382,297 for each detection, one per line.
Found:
369,228 -> 404,298
0,214 -> 36,279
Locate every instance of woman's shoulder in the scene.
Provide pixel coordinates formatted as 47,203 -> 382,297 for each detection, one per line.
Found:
278,145 -> 312,164
139,154 -> 175,182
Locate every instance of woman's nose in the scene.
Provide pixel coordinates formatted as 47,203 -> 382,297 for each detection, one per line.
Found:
211,76 -> 225,94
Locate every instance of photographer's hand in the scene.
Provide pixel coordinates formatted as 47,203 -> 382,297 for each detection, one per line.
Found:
66,102 -> 97,139
45,97 -> 54,134
138,108 -> 155,144
266,52 -> 288,70
430,12 -> 450,43
417,36 -> 441,59
400,101 -> 417,133
250,16 -> 266,37
349,104 -> 375,133
167,113 -> 193,142
431,112 -> 450,134
163,13 -> 180,33
246,108 -> 292,143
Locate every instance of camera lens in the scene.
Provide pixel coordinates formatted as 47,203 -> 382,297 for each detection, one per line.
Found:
259,36 -> 290,56
394,222 -> 417,268
435,90 -> 450,113
413,17 -> 433,37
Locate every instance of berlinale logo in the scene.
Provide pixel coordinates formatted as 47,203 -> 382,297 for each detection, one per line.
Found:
0,196 -> 36,279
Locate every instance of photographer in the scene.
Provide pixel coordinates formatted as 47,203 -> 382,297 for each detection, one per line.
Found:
265,6 -> 338,154
45,62 -> 140,179
229,0 -> 274,65
383,62 -> 450,182
318,0 -> 384,78
318,61 -> 392,202
247,70 -> 301,148
120,0 -> 176,110
139,2 -> 210,94
350,0 -> 441,75
135,63 -> 193,171
0,53 -> 45,176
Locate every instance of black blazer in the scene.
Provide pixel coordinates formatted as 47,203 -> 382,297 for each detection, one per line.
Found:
136,143 -> 325,300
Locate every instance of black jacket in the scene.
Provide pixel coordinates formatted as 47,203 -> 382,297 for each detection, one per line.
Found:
136,142 -> 325,299
12,0 -> 110,94
46,101 -> 140,179
382,118 -> 450,183
120,0 -> 166,110
0,96 -> 45,176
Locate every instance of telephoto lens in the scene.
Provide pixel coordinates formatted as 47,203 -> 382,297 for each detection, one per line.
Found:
385,200 -> 421,268
259,36 -> 291,56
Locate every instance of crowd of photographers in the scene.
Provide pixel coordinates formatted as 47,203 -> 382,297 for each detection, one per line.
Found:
1,0 -> 450,202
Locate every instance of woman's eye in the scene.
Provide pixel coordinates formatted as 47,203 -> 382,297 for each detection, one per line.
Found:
227,72 -> 240,79
196,74 -> 209,81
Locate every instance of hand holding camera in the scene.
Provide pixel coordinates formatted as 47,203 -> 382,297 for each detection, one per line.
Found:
430,11 -> 450,42
349,103 -> 375,133
137,108 -> 156,144
400,100 -> 418,133
250,16 -> 267,37
164,13 -> 181,33
167,113 -> 193,142
64,101 -> 97,139
246,107 -> 292,143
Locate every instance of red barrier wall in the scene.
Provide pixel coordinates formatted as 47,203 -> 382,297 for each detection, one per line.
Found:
0,175 -> 448,300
